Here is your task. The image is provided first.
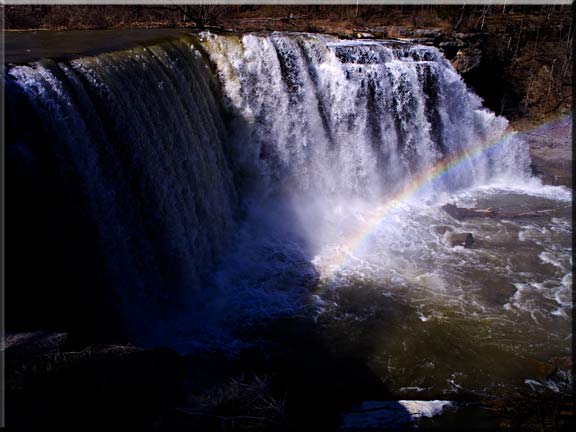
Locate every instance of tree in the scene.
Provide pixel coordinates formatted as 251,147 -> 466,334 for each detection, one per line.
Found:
171,4 -> 234,29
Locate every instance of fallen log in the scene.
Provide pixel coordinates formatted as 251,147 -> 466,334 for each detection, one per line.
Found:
442,204 -> 497,220
441,203 -> 569,220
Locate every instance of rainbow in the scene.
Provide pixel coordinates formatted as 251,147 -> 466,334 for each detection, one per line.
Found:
320,113 -> 572,278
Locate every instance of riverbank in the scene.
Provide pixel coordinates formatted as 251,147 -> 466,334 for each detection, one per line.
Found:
5,324 -> 573,431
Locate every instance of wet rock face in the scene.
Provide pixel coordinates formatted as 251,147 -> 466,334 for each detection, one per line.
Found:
520,116 -> 572,188
451,47 -> 483,74
447,232 -> 475,248
432,31 -> 485,75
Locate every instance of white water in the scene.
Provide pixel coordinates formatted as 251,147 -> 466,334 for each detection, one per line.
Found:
192,36 -> 572,399
201,33 -> 529,196
6,32 -> 570,373
196,34 -> 565,337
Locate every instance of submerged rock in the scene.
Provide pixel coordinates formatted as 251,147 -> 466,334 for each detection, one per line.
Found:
433,225 -> 453,235
484,283 -> 517,305
447,232 -> 474,248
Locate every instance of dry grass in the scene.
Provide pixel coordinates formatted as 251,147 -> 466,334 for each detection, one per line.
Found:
181,373 -> 286,431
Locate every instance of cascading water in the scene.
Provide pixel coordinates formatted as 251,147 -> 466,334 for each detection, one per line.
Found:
6,32 -> 571,398
196,33 -> 571,398
6,37 -> 237,341
197,33 -> 540,321
198,33 -> 532,262
201,33 -> 528,198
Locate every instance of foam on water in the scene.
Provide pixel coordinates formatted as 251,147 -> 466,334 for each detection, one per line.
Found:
190,33 -> 537,348
7,31 -> 571,384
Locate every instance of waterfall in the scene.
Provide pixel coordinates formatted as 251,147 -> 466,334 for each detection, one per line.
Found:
6,37 -> 238,341
6,32 -> 531,347
199,33 -> 530,268
200,33 -> 529,202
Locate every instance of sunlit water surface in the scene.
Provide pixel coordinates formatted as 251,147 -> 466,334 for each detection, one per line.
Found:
308,184 -> 572,399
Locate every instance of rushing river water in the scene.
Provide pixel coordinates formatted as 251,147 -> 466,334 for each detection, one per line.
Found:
5,30 -> 572,422
312,186 -> 572,399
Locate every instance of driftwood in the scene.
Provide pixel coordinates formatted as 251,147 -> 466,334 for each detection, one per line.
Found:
441,203 -> 569,220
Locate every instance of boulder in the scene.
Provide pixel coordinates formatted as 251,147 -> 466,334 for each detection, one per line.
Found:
447,232 -> 474,248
